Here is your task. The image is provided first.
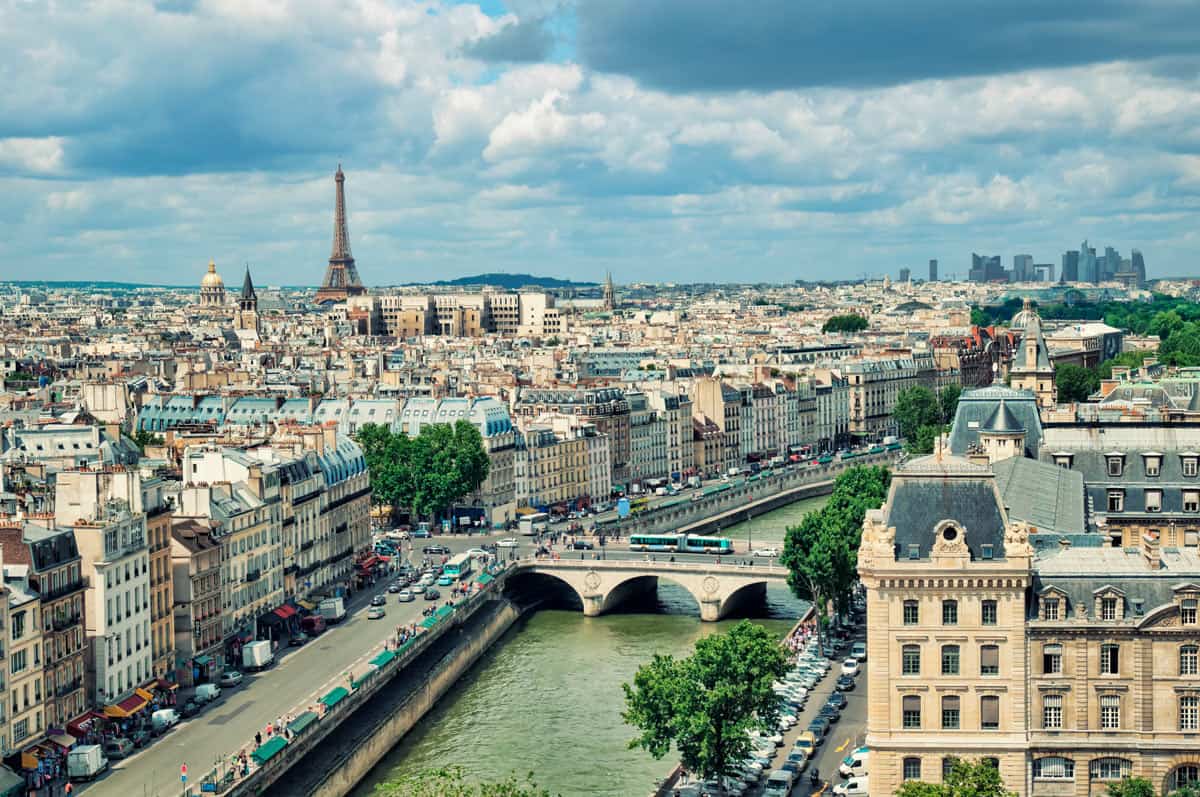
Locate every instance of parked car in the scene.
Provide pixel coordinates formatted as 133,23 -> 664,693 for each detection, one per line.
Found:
424,587 -> 441,601
219,670 -> 244,688
130,728 -> 153,747
826,692 -> 847,710
850,641 -> 867,661
370,594 -> 387,607
180,698 -> 203,718
423,545 -> 450,555
497,537 -> 520,548
835,674 -> 856,692
288,632 -> 309,647
571,540 -> 594,550
833,776 -> 870,796
411,527 -> 432,539
753,547 -> 780,558
396,589 -> 415,602
368,606 -> 386,620
102,738 -> 134,760
841,658 -> 860,677
194,683 -> 221,703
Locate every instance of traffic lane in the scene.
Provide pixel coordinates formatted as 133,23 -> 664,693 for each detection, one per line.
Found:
810,670 -> 866,792
84,548 -> 487,797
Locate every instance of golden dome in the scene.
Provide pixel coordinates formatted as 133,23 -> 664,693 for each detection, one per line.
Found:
201,259 -> 225,289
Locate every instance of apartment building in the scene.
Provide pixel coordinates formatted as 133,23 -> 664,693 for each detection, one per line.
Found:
515,425 -> 589,511
627,391 -> 669,486
647,390 -> 696,479
347,291 -> 563,338
143,479 -> 174,680
5,565 -> 45,755
693,378 -> 742,472
0,519 -> 87,731
170,519 -> 223,686
814,371 -> 851,452
844,357 -> 921,440
692,416 -> 724,477
515,388 -> 631,486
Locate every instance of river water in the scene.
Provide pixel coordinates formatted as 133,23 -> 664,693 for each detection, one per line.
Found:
351,495 -> 829,797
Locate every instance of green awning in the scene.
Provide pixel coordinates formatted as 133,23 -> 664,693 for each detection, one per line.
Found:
194,655 -> 212,666
476,572 -> 494,586
251,736 -> 288,766
420,616 -> 437,629
320,686 -> 349,709
286,711 -> 318,736
370,650 -> 396,668
435,605 -> 454,620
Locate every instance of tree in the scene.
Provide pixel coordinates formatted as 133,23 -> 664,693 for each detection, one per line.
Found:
623,621 -> 789,793
1171,786 -> 1200,797
373,767 -> 553,796
1055,364 -> 1101,403
822,314 -> 869,334
1105,777 -> 1155,797
938,385 -> 962,424
908,424 -> 944,456
130,428 -> 164,454
893,386 -> 940,442
895,758 -> 1017,797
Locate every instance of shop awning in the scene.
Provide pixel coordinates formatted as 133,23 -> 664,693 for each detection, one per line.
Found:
67,711 -> 105,738
135,688 -> 155,702
19,751 -> 38,770
297,599 -> 317,611
48,734 -> 76,750
273,605 -> 297,620
369,650 -> 396,668
250,736 -> 288,767
286,711 -> 318,736
319,686 -> 349,709
156,678 -> 179,691
194,655 -> 213,667
356,555 -> 380,570
103,692 -> 148,718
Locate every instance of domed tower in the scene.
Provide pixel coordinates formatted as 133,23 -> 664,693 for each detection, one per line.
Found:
199,259 -> 226,307
1009,298 -> 1056,408
978,399 -> 1026,463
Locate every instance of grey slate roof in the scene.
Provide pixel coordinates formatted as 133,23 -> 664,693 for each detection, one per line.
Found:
993,456 -> 1086,536
885,455 -> 1008,561
1012,315 -> 1052,371
1031,545 -> 1200,620
949,386 -> 1043,457
983,400 -> 1022,433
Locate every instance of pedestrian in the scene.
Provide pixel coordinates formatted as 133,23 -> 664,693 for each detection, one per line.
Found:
255,731 -> 262,747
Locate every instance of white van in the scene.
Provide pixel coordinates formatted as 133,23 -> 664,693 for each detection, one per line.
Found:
151,708 -> 180,733
839,747 -> 869,778
763,769 -> 794,796
834,775 -> 870,796
194,683 -> 221,703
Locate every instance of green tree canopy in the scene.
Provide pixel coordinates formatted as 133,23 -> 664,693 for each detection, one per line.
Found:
1055,364 -> 1101,403
1105,777 -> 1155,797
822,314 -> 869,334
356,421 -> 490,520
623,621 -> 789,790
893,386 -> 940,440
939,384 -> 962,424
895,758 -> 1017,797
373,767 -> 553,796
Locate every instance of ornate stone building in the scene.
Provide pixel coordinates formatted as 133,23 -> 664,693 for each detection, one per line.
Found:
199,259 -> 226,307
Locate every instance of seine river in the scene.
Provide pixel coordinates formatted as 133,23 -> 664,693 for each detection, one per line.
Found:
350,495 -> 829,797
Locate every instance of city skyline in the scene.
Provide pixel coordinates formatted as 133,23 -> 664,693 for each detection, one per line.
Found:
2,2 -> 1198,286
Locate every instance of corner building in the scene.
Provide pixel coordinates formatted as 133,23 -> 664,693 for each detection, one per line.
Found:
859,455 -> 1033,795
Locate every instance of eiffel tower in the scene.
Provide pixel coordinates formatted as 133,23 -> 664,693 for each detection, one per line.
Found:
316,164 -> 366,303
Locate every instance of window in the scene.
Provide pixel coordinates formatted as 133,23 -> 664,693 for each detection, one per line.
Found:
1107,456 -> 1123,477
1145,455 -> 1162,477
1044,597 -> 1060,621
1101,597 -> 1118,621
1181,695 -> 1199,731
1184,599 -> 1198,625
980,695 -> 1000,729
1043,694 -> 1063,729
942,600 -> 958,625
1171,766 -> 1200,790
1092,758 -> 1132,780
942,645 -> 960,675
1107,490 -> 1124,513
1186,492 -> 1200,513
903,757 -> 921,780
941,695 -> 960,729
1034,756 -> 1074,780
1146,489 -> 1162,513
902,695 -> 921,729
981,645 -> 1000,676
1100,643 -> 1120,675
942,757 -> 959,780
981,600 -> 997,626
1100,694 -> 1120,729
902,645 -> 921,675
1183,646 -> 1199,676
980,543 -> 994,560
1043,643 -> 1063,675
903,600 -> 919,625
1186,457 -> 1199,478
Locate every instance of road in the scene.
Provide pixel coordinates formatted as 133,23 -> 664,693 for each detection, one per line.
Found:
83,530 -> 790,797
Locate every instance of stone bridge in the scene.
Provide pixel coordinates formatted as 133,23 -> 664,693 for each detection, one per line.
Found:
507,558 -> 790,621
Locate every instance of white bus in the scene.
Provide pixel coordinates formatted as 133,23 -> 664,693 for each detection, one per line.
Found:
518,512 -> 550,537
442,552 -> 474,581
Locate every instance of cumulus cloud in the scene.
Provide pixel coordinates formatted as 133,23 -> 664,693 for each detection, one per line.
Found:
462,16 -> 554,63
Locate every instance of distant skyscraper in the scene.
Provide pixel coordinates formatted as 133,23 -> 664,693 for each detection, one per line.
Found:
1131,249 -> 1147,285
1061,250 -> 1079,282
1079,240 -> 1098,283
316,164 -> 366,304
1103,246 -> 1122,282
928,259 -> 938,282
899,267 -> 911,283
1013,254 -> 1034,282
970,253 -> 1005,283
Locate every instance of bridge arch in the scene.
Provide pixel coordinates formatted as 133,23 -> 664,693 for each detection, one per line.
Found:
503,569 -> 585,612
597,573 -> 703,617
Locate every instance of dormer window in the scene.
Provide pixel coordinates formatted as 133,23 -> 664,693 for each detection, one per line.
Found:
1054,453 -> 1073,469
1183,599 -> 1197,626
1185,456 -> 1199,478
1101,597 -> 1118,621
1107,455 -> 1124,477
1044,597 -> 1061,621
1096,590 -> 1124,622
1144,454 -> 1162,477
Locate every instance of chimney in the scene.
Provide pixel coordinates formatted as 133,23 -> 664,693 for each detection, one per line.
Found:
1142,529 -> 1161,570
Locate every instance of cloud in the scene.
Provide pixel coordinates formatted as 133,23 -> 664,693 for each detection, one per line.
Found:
462,16 -> 554,62
577,0 -> 1200,92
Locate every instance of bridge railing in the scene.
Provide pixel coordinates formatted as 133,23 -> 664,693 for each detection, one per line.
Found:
510,556 -> 789,577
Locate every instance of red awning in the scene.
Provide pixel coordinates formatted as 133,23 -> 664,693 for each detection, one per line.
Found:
356,555 -> 380,570
377,555 -> 391,563
273,605 -> 297,620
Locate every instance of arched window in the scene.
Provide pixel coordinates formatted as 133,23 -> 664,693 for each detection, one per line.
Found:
903,757 -> 922,781
1171,765 -> 1200,790
1033,757 -> 1074,780
1090,758 -> 1132,781
1182,644 -> 1199,676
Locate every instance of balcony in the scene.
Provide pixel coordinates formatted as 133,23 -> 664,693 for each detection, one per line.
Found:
43,579 -> 87,602
52,613 -> 81,632
244,570 -> 261,583
56,678 -> 82,698
300,540 -> 314,551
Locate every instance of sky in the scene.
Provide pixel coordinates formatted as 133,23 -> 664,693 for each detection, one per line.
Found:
1,0 -> 1199,287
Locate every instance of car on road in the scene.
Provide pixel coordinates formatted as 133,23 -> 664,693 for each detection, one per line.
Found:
825,692 -> 847,710
817,704 -> 841,723
411,527 -> 432,538
288,632 -> 309,647
753,547 -> 780,558
103,738 -> 134,760
418,574 -> 437,587
497,537 -> 520,548
437,575 -> 454,586
179,698 -> 203,718
387,583 -> 402,593
571,540 -> 594,550
466,548 -> 488,558
396,589 -> 414,602
424,587 -> 441,601
423,544 -> 450,556
370,595 -> 387,607
219,670 -> 244,688
833,776 -> 870,796
835,674 -> 856,692
367,606 -> 386,619
850,641 -> 867,661
841,657 -> 860,677
840,747 -> 869,778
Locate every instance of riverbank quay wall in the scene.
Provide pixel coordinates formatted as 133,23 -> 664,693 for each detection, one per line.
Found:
606,452 -> 900,539
263,596 -> 522,797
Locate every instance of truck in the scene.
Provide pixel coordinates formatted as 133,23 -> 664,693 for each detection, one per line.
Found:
242,639 -> 274,671
67,745 -> 108,781
686,475 -> 701,489
319,597 -> 347,624
301,614 -> 326,636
